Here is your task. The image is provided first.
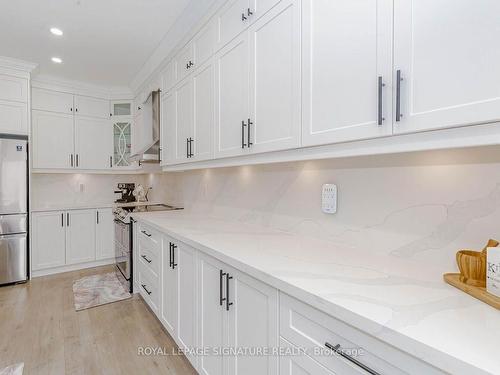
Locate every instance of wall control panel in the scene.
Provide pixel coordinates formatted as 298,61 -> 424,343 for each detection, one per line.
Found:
322,184 -> 337,214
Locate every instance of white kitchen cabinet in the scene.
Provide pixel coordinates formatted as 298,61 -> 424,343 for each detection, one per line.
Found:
227,265 -> 279,375
279,338 -> 335,375
248,0 -> 300,154
393,0 -> 500,134
175,43 -> 195,83
161,236 -> 178,335
74,95 -> 110,119
214,33 -> 249,158
175,241 -> 198,368
32,88 -> 74,114
131,105 -> 144,157
161,61 -> 177,93
74,116 -> 113,169
31,211 -> 66,271
194,20 -> 216,68
0,100 -> 28,135
197,252 -> 227,375
192,59 -> 214,161
32,110 -> 74,169
0,75 -> 28,103
216,0 -> 249,49
96,208 -> 114,260
175,78 -> 194,163
160,91 -> 177,166
301,0 -> 393,146
65,209 -> 96,265
111,101 -> 133,168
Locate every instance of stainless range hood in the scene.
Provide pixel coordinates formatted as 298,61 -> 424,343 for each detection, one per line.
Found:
129,89 -> 161,164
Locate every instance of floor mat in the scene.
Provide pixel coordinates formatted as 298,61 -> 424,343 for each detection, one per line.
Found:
73,272 -> 131,311
0,363 -> 23,375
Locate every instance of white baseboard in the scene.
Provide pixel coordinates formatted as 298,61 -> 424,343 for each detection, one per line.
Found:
31,258 -> 116,278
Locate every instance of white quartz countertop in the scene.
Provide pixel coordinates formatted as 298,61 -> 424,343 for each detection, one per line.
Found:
31,201 -> 164,212
131,210 -> 499,375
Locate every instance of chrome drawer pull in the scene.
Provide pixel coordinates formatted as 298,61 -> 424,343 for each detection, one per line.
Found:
141,254 -> 152,263
325,342 -> 381,375
141,284 -> 152,295
141,230 -> 152,237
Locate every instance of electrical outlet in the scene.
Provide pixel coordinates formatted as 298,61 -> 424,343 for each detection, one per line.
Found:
322,184 -> 337,214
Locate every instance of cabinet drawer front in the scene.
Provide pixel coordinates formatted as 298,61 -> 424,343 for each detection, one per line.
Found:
0,75 -> 28,103
137,223 -> 161,251
138,266 -> 159,313
138,240 -> 160,278
280,294 -> 443,375
280,338 -> 336,375
0,100 -> 27,134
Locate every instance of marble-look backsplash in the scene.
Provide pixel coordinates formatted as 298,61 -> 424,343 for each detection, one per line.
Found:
31,173 -> 147,209
147,146 -> 500,274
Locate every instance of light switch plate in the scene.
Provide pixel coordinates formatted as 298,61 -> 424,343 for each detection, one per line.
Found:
322,184 -> 337,214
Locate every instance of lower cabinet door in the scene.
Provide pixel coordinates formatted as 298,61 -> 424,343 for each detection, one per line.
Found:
279,338 -> 335,375
227,266 -> 279,375
161,235 -> 178,336
198,252 -> 227,375
65,209 -> 96,265
175,242 -> 198,367
32,211 -> 66,271
96,208 -> 114,260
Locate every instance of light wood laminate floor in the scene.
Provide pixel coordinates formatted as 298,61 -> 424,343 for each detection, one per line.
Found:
0,265 -> 196,375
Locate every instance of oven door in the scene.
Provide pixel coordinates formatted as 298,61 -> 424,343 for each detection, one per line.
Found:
114,219 -> 130,280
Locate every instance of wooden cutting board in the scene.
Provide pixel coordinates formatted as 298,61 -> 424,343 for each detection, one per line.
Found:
444,273 -> 500,309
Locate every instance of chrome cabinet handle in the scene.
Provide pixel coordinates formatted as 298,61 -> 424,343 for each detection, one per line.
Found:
396,69 -> 403,122
377,76 -> 385,126
241,120 -> 247,148
70,154 -> 73,167
325,342 -> 381,375
66,213 -> 70,227
61,213 -> 64,227
219,270 -> 227,306
225,273 -> 233,311
96,211 -> 99,224
141,254 -> 152,263
247,118 -> 253,147
141,284 -> 152,295
141,230 -> 151,237
171,243 -> 178,269
76,154 -> 79,167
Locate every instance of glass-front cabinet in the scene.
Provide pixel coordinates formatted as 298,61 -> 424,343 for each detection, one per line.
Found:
111,101 -> 134,168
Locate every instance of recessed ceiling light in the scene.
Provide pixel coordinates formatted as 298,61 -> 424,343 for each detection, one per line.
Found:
50,27 -> 63,36
51,57 -> 62,64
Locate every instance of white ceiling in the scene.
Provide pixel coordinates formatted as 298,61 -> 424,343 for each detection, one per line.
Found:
0,0 -> 192,87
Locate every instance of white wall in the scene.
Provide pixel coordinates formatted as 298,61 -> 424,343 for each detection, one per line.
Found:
31,173 -> 147,209
147,146 -> 500,275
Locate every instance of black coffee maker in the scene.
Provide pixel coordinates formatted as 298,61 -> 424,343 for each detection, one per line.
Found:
114,183 -> 136,203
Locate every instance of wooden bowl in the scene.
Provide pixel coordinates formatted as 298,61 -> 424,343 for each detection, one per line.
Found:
456,250 -> 486,287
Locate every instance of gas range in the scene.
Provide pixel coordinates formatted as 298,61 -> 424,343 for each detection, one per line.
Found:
113,203 -> 182,223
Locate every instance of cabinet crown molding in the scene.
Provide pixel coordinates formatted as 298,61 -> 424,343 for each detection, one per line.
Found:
0,55 -> 38,77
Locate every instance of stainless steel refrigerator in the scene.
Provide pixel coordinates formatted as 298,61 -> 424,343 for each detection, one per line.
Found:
0,135 -> 28,285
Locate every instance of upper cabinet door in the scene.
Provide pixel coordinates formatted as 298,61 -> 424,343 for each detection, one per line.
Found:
74,95 -> 110,119
175,43 -> 195,83
175,78 -> 194,163
32,88 -> 74,114
214,34 -> 250,158
216,0 -> 249,49
193,20 -> 216,68
393,0 -> 500,134
66,209 -> 96,265
0,100 -> 28,135
192,60 -> 215,162
302,0 -> 393,147
160,91 -> 177,166
74,117 -> 113,170
32,110 -> 74,169
161,61 -> 177,93
248,0 -> 300,154
0,75 -> 28,103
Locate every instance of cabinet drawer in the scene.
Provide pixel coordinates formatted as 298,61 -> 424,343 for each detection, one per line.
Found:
138,266 -> 159,314
137,223 -> 161,251
138,240 -> 160,278
280,337 -> 335,375
0,75 -> 28,103
280,294 -> 443,375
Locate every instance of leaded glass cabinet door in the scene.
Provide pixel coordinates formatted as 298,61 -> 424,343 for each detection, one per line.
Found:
113,121 -> 132,167
111,101 -> 133,168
